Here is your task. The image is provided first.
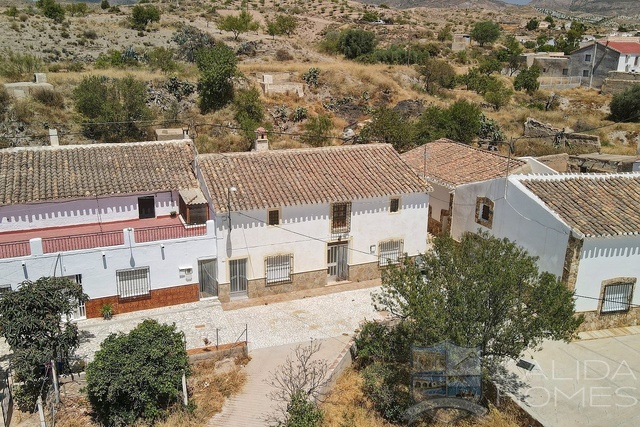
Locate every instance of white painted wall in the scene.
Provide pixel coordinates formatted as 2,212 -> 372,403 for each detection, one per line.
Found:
0,221 -> 217,300
618,54 -> 640,71
428,184 -> 452,224
573,236 -> 640,312
215,193 -> 429,284
451,177 -> 571,278
0,192 -> 179,231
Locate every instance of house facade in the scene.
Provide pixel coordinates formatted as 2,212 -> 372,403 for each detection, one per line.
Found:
0,140 -> 217,318
569,40 -> 640,88
197,144 -> 430,302
401,139 -> 551,236
451,173 -> 640,330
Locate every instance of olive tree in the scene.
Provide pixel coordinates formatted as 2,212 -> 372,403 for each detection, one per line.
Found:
196,43 -> 237,113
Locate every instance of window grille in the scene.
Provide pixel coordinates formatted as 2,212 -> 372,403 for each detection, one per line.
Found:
117,267 -> 150,298
378,240 -> 403,267
390,198 -> 400,213
268,209 -> 280,226
331,202 -> 351,234
601,282 -> 633,313
265,254 -> 293,285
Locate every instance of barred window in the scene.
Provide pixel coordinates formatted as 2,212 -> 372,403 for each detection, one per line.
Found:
379,239 -> 403,267
331,202 -> 351,233
475,197 -> 494,229
117,267 -> 150,298
601,282 -> 634,313
390,198 -> 400,213
265,254 -> 292,285
268,209 -> 280,226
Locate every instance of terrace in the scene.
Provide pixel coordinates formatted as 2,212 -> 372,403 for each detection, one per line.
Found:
0,216 -> 208,259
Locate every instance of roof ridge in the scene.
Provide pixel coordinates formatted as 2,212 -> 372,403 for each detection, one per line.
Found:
198,143 -> 393,158
1,139 -> 192,152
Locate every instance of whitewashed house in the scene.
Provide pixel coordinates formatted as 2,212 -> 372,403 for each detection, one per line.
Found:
451,173 -> 640,330
197,143 -> 430,302
0,140 -> 217,318
401,139 -> 551,236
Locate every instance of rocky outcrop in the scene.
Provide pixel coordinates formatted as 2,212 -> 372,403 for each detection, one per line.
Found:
523,118 -> 601,152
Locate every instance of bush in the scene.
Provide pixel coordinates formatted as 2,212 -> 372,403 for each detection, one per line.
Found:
609,84 -> 640,122
302,67 -> 320,87
86,320 -> 190,427
291,106 -> 307,122
146,47 -> 177,73
0,87 -> 11,116
275,49 -> 293,61
301,115 -> 333,147
130,4 -> 161,30
338,29 -> 376,59
31,87 -> 64,108
514,65 -> 541,94
196,43 -> 237,113
361,361 -> 411,423
36,0 -> 65,22
0,49 -> 43,81
100,0 -> 109,10
172,25 -> 217,63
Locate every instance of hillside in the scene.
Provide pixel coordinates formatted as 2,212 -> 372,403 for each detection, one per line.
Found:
529,0 -> 640,17
359,0 -> 508,10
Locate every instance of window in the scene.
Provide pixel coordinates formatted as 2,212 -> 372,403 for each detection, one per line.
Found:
585,54 -> 592,62
331,202 -> 351,234
138,196 -> 155,219
117,267 -> 150,298
390,198 -> 400,213
475,197 -> 494,229
582,70 -> 590,77
268,209 -> 280,226
379,239 -> 403,267
265,254 -> 292,285
562,68 -> 568,76
601,279 -> 635,313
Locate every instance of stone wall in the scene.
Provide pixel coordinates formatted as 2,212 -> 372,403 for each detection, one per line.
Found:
578,306 -> 640,331
247,268 -> 327,299
601,71 -> 640,95
523,118 -> 600,152
349,261 -> 380,283
534,153 -> 569,172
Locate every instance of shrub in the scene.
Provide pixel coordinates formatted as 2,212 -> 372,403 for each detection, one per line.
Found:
609,84 -> 640,122
86,320 -> 190,426
196,43 -> 237,113
172,25 -> 217,63
0,49 -> 42,81
100,0 -> 109,10
337,29 -> 376,59
361,361 -> 411,423
31,87 -> 64,108
36,0 -> 65,22
146,47 -> 177,73
130,4 -> 161,30
83,29 -> 98,40
302,67 -> 320,87
514,65 -> 541,94
291,106 -> 307,122
275,49 -> 293,61
301,115 -> 333,146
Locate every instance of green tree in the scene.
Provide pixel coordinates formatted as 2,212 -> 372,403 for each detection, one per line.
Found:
477,54 -> 502,76
526,18 -> 539,31
146,47 -> 177,73
5,6 -> 18,19
446,99 -> 482,143
36,0 -> 65,23
337,29 -> 377,59
73,75 -> 152,142
373,233 -> 583,363
301,115 -> 333,147
497,34 -> 524,76
218,10 -> 259,41
417,57 -> 456,94
0,277 -> 88,410
130,4 -> 161,30
66,2 -> 88,17
360,106 -> 414,152
100,0 -> 110,10
609,84 -> 640,122
514,65 -> 541,94
274,14 -> 298,37
437,24 -> 453,42
483,79 -> 512,111
196,43 -> 237,113
470,21 -> 501,47
86,320 -> 190,426
234,87 -> 264,143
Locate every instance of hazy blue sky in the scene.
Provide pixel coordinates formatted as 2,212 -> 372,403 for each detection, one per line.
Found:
503,0 -> 532,4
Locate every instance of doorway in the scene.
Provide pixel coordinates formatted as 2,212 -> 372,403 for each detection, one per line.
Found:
198,258 -> 217,298
327,242 -> 349,282
229,258 -> 248,295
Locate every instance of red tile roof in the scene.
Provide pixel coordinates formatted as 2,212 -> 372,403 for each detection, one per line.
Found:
598,41 -> 640,55
401,139 -> 527,189
197,144 -> 429,213
0,140 -> 200,205
519,173 -> 640,238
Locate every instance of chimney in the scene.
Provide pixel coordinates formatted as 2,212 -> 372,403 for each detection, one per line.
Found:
49,128 -> 59,146
254,127 -> 268,152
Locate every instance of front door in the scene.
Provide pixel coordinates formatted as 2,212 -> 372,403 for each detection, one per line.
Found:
229,258 -> 248,295
327,242 -> 348,282
198,258 -> 217,298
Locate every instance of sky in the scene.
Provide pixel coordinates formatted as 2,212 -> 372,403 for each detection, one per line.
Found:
502,0 -> 532,4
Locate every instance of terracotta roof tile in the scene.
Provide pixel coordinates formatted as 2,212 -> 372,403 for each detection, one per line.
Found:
401,139 -> 527,188
519,173 -> 640,237
0,140 -> 199,205
197,144 -> 429,213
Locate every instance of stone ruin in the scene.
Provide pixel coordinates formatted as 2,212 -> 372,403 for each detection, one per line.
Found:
3,73 -> 53,98
257,72 -> 304,98
523,117 -> 601,152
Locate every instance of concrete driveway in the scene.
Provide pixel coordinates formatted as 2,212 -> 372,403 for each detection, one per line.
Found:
504,329 -> 640,427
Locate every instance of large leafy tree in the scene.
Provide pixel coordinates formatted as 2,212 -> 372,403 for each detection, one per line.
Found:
171,25 -> 217,63
74,75 -> 152,143
337,29 -> 377,59
266,14 -> 298,38
130,4 -> 161,30
196,43 -> 237,113
417,57 -> 456,94
360,106 -> 415,152
514,65 -> 541,94
497,34 -> 524,76
609,84 -> 640,122
373,233 -> 583,363
0,277 -> 88,410
470,21 -> 501,47
217,10 -> 259,41
86,319 -> 190,426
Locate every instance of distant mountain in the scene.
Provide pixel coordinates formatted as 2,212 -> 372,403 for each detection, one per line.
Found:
529,0 -> 640,16
358,0 -> 508,10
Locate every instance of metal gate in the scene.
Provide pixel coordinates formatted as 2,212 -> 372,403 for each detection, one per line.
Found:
327,242 -> 348,281
229,258 -> 248,295
198,258 -> 218,298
